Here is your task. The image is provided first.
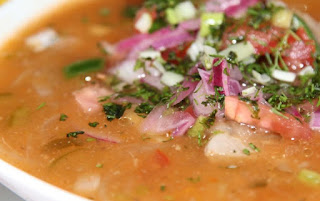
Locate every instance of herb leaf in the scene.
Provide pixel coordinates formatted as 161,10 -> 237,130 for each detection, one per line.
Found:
63,58 -> 104,78
59,113 -> 68,121
66,131 -> 85,138
103,103 -> 127,121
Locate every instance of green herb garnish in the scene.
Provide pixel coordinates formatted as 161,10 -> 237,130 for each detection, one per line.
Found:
242,148 -> 251,156
89,122 -> 99,127
103,103 -> 127,121
59,113 -> 68,121
63,58 -> 104,78
66,131 -> 85,138
36,102 -> 46,110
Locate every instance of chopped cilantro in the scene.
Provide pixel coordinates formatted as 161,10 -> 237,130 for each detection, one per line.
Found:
243,148 -> 251,156
103,103 -> 127,121
249,143 -> 260,152
86,138 -> 96,142
96,163 -> 104,168
36,102 -> 46,110
89,122 -> 99,127
63,58 -> 104,78
59,113 -> 68,121
160,185 -> 166,192
187,176 -> 201,183
270,108 -> 289,119
134,103 -> 154,118
66,131 -> 85,138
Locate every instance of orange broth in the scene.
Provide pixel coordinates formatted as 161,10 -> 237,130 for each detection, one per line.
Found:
0,0 -> 320,200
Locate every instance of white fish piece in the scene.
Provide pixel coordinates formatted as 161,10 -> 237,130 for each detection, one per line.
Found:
205,134 -> 248,157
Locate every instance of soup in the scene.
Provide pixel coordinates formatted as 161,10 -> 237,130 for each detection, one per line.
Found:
0,0 -> 320,200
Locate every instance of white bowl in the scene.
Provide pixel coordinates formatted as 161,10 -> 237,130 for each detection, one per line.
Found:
0,1 -> 91,200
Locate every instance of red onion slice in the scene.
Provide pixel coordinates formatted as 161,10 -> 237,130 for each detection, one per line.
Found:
198,68 -> 215,95
310,111 -> 320,130
191,81 -> 215,116
206,0 -> 259,17
141,105 -> 195,136
172,65 -> 200,105
178,19 -> 200,31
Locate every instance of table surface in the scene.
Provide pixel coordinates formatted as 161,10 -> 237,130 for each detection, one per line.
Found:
0,183 -> 24,201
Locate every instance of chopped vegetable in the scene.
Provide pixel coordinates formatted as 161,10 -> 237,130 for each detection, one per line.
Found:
59,114 -> 68,121
36,102 -> 46,110
103,103 -> 127,121
219,42 -> 255,61
298,169 -> 320,186
88,122 -> 99,127
271,9 -> 293,29
96,163 -> 104,168
63,58 -> 104,78
66,131 -> 85,138
242,148 -> 251,156
200,12 -> 224,37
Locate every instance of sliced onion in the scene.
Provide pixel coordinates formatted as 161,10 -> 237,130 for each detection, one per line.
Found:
151,28 -> 194,50
172,65 -> 199,105
229,66 -> 243,81
141,105 -> 195,136
198,68 -> 215,94
161,71 -> 184,87
73,85 -> 112,113
187,37 -> 205,61
85,133 -> 121,143
111,95 -> 143,105
115,33 -> 148,54
109,60 -> 145,84
310,111 -> 320,130
252,70 -> 271,85
178,19 -> 200,31
272,69 -> 297,83
191,81 -> 215,116
141,75 -> 165,90
226,79 -> 242,96
298,66 -> 315,76
206,0 -> 259,17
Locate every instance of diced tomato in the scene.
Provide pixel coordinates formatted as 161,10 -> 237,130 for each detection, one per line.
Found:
283,27 -> 316,73
184,105 -> 196,117
225,96 -> 312,140
161,42 -> 192,65
222,24 -> 285,55
154,149 -> 170,168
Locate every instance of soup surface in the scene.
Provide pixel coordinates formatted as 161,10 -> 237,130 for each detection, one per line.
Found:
1,0 -> 320,201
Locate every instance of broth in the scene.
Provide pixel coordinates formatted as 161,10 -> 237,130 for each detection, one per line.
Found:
0,0 -> 320,201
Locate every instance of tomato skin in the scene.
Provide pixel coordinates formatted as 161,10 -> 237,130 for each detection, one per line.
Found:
225,96 -> 312,140
222,24 -> 285,55
161,43 -> 191,65
283,27 -> 316,73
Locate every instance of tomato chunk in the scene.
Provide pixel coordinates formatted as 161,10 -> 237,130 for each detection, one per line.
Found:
225,96 -> 312,139
283,27 -> 316,73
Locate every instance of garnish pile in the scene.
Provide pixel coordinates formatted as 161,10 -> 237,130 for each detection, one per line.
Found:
83,0 -> 320,141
